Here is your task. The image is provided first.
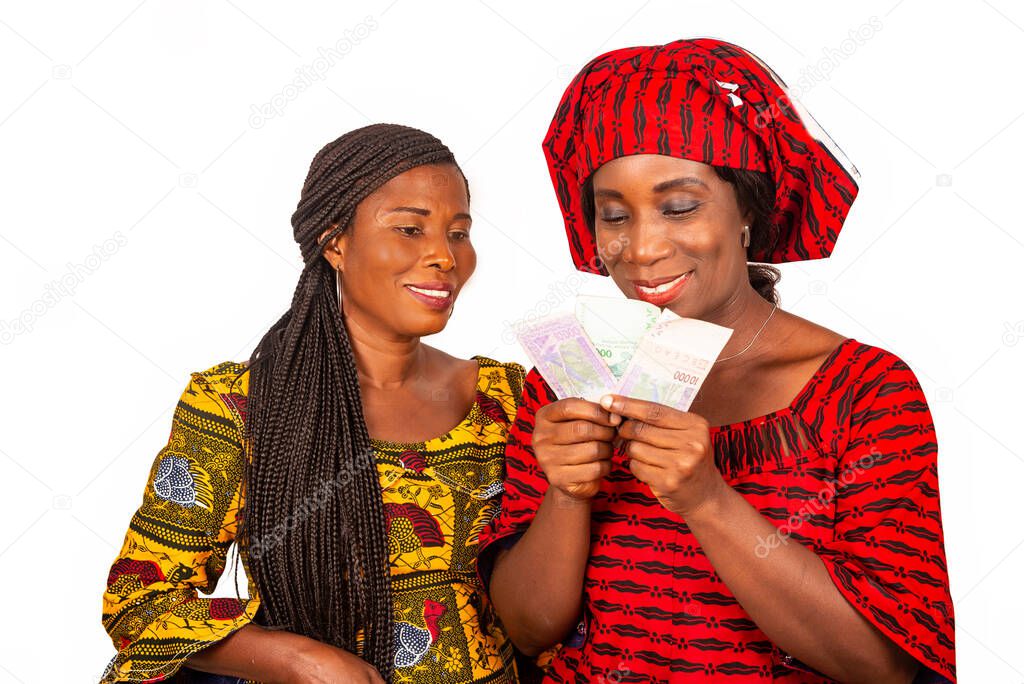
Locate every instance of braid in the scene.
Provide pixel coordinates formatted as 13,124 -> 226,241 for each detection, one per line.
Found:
236,124 -> 464,679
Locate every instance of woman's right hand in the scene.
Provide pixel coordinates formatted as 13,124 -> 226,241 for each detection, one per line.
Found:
533,397 -> 621,501
287,638 -> 386,684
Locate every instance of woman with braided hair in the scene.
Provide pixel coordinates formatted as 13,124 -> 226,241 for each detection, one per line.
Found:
99,124 -> 526,683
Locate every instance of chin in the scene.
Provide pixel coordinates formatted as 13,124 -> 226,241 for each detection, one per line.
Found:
402,311 -> 453,338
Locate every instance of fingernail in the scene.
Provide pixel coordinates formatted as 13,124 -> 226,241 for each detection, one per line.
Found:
600,395 -> 613,409
609,413 -> 621,425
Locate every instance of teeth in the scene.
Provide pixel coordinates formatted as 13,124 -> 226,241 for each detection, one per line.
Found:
637,273 -> 689,295
407,286 -> 451,298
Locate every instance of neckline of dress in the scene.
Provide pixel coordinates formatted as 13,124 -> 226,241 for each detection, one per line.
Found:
368,355 -> 486,449
707,337 -> 857,434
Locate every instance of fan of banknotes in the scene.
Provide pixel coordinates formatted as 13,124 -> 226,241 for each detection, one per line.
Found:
515,296 -> 734,412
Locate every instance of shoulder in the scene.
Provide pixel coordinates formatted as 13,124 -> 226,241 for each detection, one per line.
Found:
774,312 -> 919,395
472,355 -> 526,405
838,342 -> 928,422
192,360 -> 249,387
793,336 -> 923,409
811,339 -> 933,430
145,362 -> 250,510
836,339 -> 921,390
474,355 -> 526,389
770,311 -> 847,369
179,360 -> 250,434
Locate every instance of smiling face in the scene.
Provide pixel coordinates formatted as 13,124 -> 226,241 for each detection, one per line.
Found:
320,163 -> 475,340
590,154 -> 752,320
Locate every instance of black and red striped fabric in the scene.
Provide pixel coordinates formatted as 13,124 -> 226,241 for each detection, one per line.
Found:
480,338 -> 955,682
543,38 -> 859,273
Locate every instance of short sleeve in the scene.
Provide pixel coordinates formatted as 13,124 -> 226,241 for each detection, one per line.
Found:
485,358 -> 527,426
501,361 -> 526,422
477,367 -> 557,581
99,366 -> 260,683
814,355 -> 956,682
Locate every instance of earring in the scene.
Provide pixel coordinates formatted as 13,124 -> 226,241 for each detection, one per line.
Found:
741,225 -> 751,248
335,267 -> 342,309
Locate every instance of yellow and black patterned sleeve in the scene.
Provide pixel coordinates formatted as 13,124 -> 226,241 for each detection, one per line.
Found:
99,362 -> 261,683
504,361 -> 526,414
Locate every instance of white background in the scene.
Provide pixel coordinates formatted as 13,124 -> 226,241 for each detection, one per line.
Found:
1,1 -> 1020,681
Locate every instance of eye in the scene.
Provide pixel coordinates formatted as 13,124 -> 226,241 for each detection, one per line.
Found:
449,229 -> 471,241
663,203 -> 699,218
598,213 -> 629,225
394,225 -> 422,237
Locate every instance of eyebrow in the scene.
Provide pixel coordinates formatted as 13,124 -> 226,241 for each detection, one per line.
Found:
387,206 -> 472,221
594,176 -> 708,200
652,176 -> 708,193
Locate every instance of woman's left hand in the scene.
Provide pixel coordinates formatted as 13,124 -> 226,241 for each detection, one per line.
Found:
600,394 -> 727,519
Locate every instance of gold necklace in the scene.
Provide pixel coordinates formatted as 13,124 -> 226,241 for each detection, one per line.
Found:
716,302 -> 778,362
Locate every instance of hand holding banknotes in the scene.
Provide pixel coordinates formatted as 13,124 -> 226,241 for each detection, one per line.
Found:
600,394 -> 726,519
533,398 -> 622,501
517,295 -> 735,507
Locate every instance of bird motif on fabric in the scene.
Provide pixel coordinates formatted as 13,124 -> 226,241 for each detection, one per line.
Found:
383,502 -> 444,566
152,454 -> 215,509
166,562 -> 197,585
399,449 -> 428,474
471,393 -> 507,423
106,558 -> 165,592
393,599 -> 446,668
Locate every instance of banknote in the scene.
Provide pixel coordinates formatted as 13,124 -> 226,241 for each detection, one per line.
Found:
516,313 -> 617,402
614,317 -> 733,411
575,296 -> 667,378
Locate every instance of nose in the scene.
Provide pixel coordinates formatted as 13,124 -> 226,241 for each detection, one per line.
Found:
424,233 -> 456,271
621,220 -> 673,266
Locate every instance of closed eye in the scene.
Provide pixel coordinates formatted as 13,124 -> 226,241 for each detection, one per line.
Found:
663,205 -> 698,217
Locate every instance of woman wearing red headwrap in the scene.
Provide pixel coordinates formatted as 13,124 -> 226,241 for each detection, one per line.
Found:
480,39 -> 955,683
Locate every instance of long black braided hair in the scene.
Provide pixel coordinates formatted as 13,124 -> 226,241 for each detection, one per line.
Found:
235,123 -> 463,679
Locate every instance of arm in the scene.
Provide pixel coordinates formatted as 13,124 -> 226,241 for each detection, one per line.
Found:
490,486 -> 593,655
184,624 -> 308,680
186,623 -> 384,684
100,371 -> 263,682
100,369 -> 385,684
483,371 -> 619,655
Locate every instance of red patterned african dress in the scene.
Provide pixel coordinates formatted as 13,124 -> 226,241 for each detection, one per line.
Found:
480,338 -> 955,683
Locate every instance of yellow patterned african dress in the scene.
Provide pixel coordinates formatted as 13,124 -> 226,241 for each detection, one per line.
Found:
100,355 -> 525,684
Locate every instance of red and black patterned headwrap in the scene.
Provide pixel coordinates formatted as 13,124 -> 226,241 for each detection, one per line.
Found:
543,37 -> 860,274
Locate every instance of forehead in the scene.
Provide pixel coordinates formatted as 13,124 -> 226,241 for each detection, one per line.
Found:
364,163 -> 467,206
593,154 -> 715,185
